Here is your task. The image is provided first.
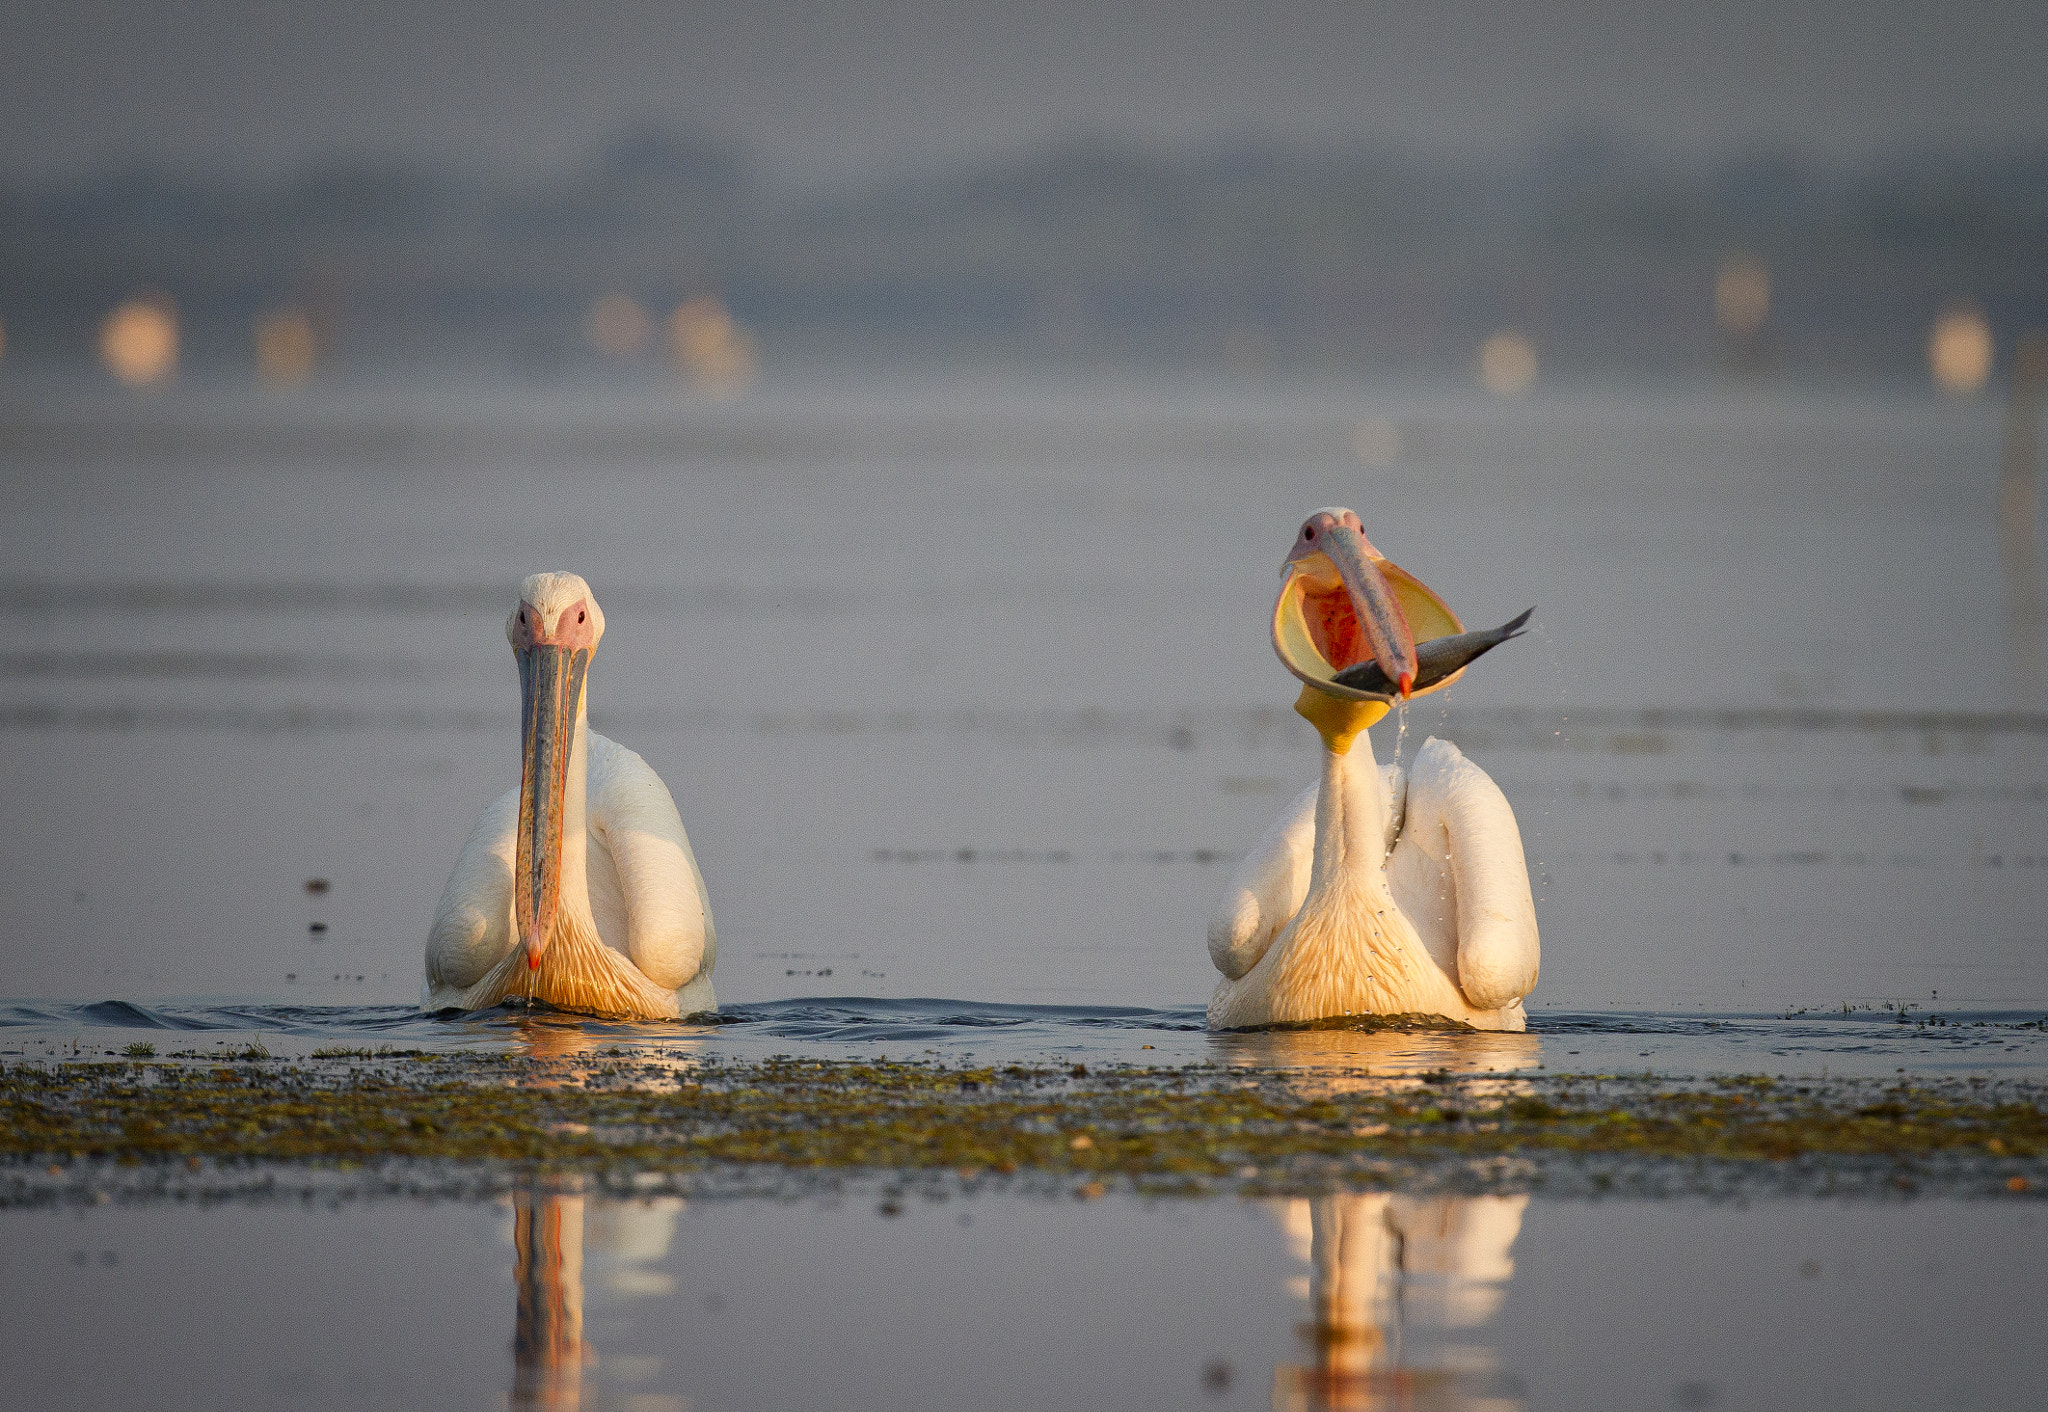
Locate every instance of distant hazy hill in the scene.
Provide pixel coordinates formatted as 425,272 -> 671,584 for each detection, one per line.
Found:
2,128 -> 2042,379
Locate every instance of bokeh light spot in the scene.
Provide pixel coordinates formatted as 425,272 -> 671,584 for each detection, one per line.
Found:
1928,306 -> 1993,395
669,295 -> 758,396
1715,257 -> 1770,336
583,294 -> 653,359
254,309 -> 318,386
101,296 -> 178,386
1477,330 -> 1537,397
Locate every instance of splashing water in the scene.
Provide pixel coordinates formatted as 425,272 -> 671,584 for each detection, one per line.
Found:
1524,619 -> 1571,746
1393,698 -> 1410,767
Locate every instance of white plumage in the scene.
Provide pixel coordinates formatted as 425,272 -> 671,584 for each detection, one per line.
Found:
1207,733 -> 1537,1030
423,573 -> 715,1020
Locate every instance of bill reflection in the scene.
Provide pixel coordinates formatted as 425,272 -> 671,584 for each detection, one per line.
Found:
1270,1194 -> 1526,1412
511,1191 -> 593,1409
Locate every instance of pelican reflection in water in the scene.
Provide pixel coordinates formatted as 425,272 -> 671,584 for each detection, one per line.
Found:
1222,1025 -> 1535,1407
505,1023 -> 695,1409
509,1188 -> 683,1410
1270,1194 -> 1527,1412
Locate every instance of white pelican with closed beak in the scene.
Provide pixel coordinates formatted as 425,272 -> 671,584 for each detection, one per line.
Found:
1207,509 -> 1538,1031
424,572 -> 716,1020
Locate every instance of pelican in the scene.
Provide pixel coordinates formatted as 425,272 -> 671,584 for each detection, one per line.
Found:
424,572 -> 716,1020
1207,509 -> 1538,1031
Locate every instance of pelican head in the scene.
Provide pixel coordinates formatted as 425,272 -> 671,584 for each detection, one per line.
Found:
1273,508 -> 1466,753
507,572 -> 607,972
1280,508 -> 1421,695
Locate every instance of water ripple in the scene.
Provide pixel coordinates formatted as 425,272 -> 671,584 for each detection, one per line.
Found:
3,997 -> 2044,1077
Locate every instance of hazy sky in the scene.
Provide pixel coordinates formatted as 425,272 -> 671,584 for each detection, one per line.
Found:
3,0 -> 2044,188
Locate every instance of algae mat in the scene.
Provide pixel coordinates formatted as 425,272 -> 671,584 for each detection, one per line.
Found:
5,1053 -> 2044,1202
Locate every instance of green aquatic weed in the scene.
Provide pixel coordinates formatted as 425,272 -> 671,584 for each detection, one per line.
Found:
0,1055 -> 2041,1190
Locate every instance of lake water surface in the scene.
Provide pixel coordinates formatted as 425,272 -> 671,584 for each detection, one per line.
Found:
0,369 -> 2041,1016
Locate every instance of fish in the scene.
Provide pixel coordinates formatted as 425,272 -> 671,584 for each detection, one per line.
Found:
1330,608 -> 1535,699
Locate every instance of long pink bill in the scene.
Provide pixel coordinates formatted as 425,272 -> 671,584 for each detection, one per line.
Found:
1320,524 -> 1419,696
514,644 -> 590,974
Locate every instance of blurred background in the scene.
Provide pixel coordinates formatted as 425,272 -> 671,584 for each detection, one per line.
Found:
0,1 -> 2043,1015
2,0 -> 2045,386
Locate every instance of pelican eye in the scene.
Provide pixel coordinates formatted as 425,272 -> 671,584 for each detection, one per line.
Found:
577,610 -> 585,623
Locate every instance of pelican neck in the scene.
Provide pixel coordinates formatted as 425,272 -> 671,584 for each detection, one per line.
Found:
1308,731 -> 1392,899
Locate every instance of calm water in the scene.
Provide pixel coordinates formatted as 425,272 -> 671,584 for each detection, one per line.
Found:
0,370 -> 2041,1019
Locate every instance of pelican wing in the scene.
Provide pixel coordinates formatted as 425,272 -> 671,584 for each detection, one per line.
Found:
1386,738 -> 1538,1010
1208,780 -> 1317,980
1209,761 -> 1412,980
586,733 -> 716,993
424,787 -> 519,1003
